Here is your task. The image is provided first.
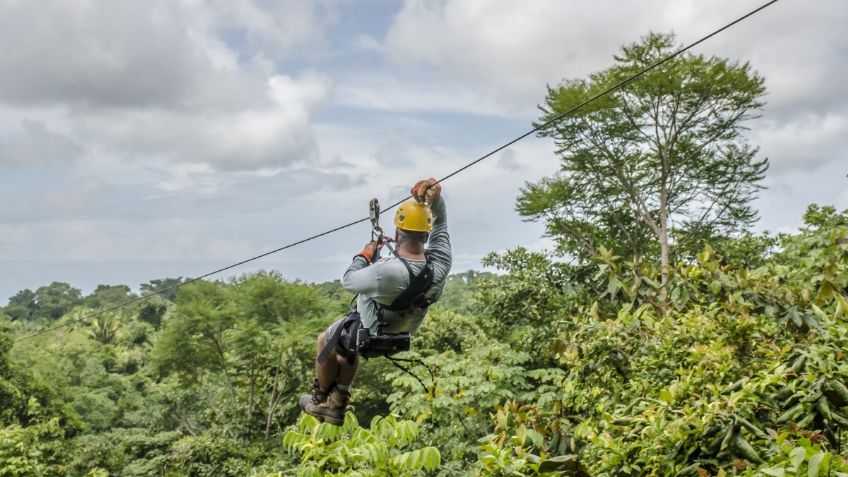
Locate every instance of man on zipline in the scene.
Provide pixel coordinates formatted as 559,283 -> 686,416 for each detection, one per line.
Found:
299,178 -> 452,425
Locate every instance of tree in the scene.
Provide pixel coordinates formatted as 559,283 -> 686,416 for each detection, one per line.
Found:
87,313 -> 120,345
33,282 -> 83,321
140,278 -> 186,302
151,272 -> 332,439
5,289 -> 36,321
85,285 -> 133,309
519,32 -> 768,286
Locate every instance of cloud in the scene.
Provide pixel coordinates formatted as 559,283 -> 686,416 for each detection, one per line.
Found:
0,120 -> 81,167
0,1 -> 200,107
496,149 -> 524,171
383,0 -> 656,110
0,0 -> 335,172
382,1 -> 848,121
374,128 -> 444,168
201,0 -> 339,61
0,0 -> 337,108
44,176 -> 106,209
751,112 -> 848,172
335,72 -> 509,116
70,71 -> 332,171
0,224 -> 31,248
353,34 -> 384,53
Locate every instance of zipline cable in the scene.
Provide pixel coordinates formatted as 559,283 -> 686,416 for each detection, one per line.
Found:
12,0 -> 779,344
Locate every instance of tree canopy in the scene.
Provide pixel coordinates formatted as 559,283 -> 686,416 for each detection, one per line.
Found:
519,32 -> 768,285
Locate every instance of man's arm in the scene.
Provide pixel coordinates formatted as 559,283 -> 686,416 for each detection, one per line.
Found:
425,196 -> 452,276
341,256 -> 380,295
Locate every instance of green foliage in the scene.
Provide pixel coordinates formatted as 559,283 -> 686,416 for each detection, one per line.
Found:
140,277 -> 187,302
461,206 -> 848,476
3,205 -> 848,477
4,289 -> 37,321
282,413 -> 440,476
744,434 -> 848,477
84,285 -> 134,309
431,270 -> 496,315
151,271 -> 332,439
4,283 -> 83,323
0,418 -> 66,477
64,428 -> 182,477
166,433 -> 270,477
478,248 -> 584,361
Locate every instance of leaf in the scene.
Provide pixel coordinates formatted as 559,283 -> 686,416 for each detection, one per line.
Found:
526,429 -> 544,448
807,453 -> 826,477
421,447 -> 441,471
790,446 -> 806,469
608,278 -> 621,297
709,280 -> 722,294
538,454 -> 589,475
811,304 -> 828,322
761,468 -> 785,477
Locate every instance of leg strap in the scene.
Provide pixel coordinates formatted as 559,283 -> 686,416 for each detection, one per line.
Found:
317,312 -> 361,365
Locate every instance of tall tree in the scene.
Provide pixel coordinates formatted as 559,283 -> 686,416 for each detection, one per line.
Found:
85,284 -> 133,309
140,277 -> 186,302
33,282 -> 83,321
5,289 -> 36,321
518,32 -> 768,286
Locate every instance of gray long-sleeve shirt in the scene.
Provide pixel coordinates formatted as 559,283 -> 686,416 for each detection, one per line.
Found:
341,196 -> 452,334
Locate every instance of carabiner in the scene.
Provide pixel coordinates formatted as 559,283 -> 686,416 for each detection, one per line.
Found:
369,198 -> 383,240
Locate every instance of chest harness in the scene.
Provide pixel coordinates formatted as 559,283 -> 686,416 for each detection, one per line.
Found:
317,198 -> 435,367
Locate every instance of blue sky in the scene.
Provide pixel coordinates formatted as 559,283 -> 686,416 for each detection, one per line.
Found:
1,0 -> 847,301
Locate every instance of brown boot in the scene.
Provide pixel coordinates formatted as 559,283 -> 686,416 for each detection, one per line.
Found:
301,388 -> 350,426
298,377 -> 330,413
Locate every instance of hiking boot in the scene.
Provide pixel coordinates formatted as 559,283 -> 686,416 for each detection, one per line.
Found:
298,377 -> 330,412
301,388 -> 350,426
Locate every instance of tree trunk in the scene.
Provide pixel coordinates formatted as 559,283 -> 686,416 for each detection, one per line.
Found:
659,145 -> 671,312
265,365 -> 281,438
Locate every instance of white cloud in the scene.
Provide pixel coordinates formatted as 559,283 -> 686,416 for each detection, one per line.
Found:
374,128 -> 445,168
839,190 -> 848,210
496,149 -> 524,171
383,1 -> 848,122
0,0 -> 335,171
0,120 -> 81,167
335,73 -> 510,116
199,0 -> 339,60
353,34 -> 384,53
63,70 -> 331,172
0,224 -> 31,247
751,112 -> 848,172
44,176 -> 106,209
384,0 -> 656,110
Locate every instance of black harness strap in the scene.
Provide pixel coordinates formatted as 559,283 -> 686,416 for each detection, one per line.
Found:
316,311 -> 361,365
381,253 -> 435,313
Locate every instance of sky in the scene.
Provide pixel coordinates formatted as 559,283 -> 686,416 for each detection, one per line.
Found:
1,0 -> 846,301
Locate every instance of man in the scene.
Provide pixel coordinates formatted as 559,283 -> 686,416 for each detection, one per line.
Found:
299,178 -> 452,425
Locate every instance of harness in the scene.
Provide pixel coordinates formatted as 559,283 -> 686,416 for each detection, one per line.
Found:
317,198 -> 435,366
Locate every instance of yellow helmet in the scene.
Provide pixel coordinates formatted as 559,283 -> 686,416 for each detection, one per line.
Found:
394,199 -> 433,232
